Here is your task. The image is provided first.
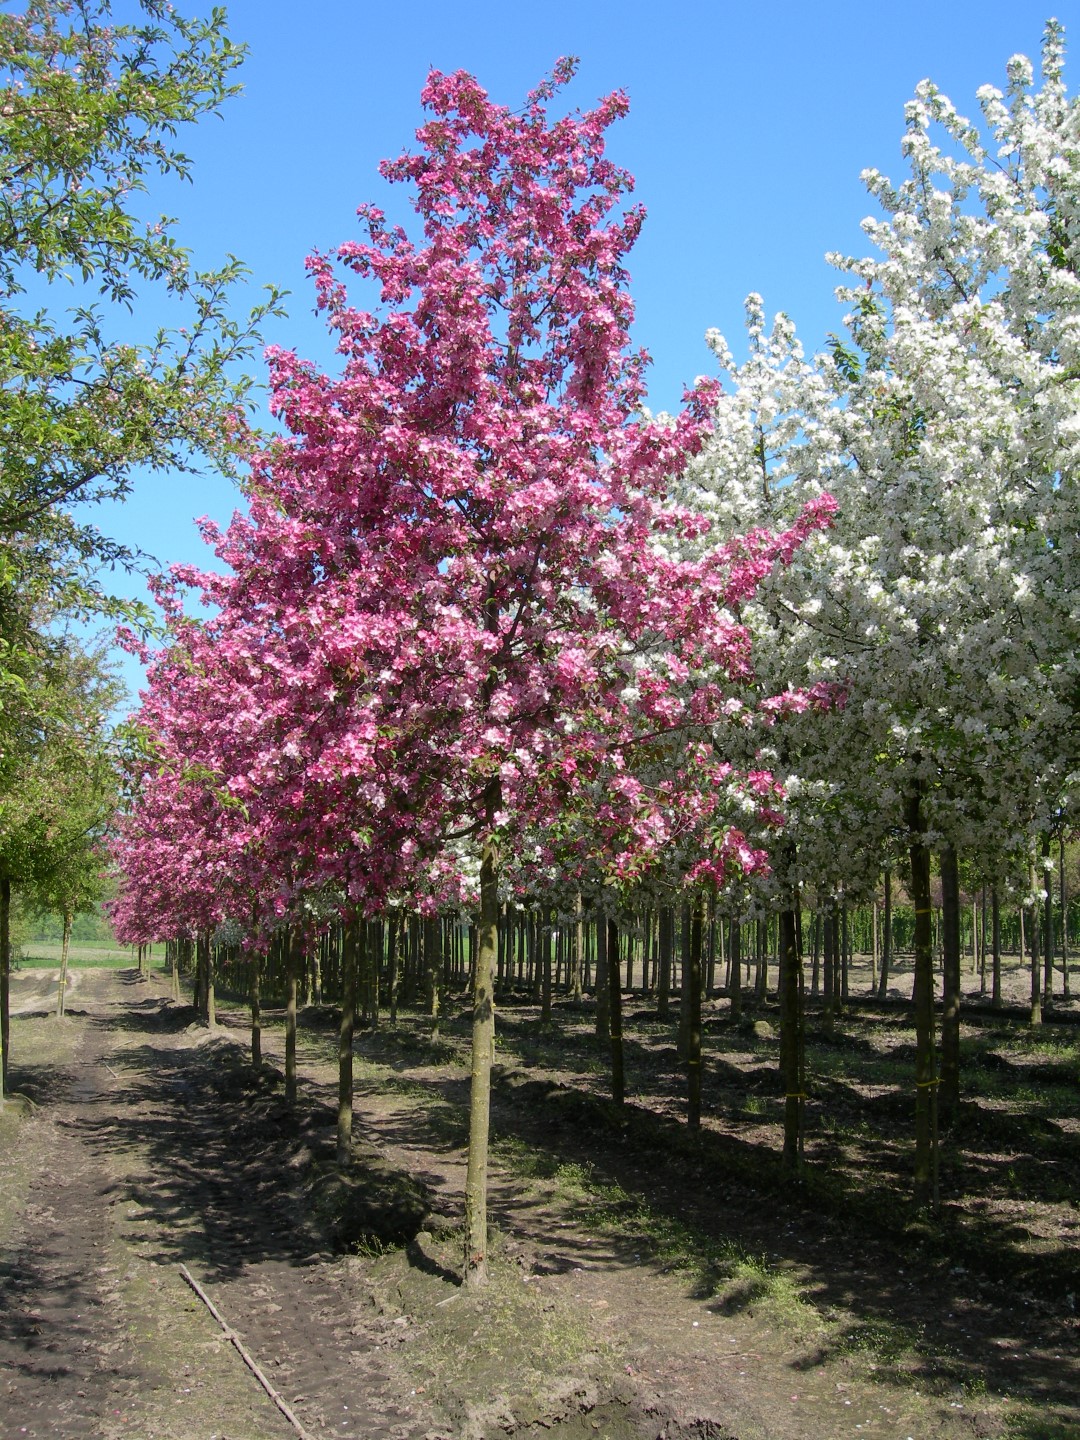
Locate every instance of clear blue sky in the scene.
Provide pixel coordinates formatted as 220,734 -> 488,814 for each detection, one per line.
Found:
74,0 -> 1080,707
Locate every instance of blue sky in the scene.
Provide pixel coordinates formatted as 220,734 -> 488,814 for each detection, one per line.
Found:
65,0 -> 1080,706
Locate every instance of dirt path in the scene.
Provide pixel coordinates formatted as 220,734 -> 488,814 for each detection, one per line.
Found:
0,971 -> 424,1440
1,970 -> 1076,1440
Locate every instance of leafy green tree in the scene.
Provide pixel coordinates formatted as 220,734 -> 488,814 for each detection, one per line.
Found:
0,0 -> 284,671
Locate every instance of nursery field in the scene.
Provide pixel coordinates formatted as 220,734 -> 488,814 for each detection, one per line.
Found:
0,960 -> 1076,1440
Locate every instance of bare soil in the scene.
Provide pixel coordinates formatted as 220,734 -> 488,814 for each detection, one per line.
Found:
0,962 -> 1076,1440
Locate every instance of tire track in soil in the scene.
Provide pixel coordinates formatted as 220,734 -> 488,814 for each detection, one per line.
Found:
0,970 -> 432,1440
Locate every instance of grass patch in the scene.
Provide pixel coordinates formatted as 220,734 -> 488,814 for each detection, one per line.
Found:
493,1135 -> 817,1331
17,944 -> 135,968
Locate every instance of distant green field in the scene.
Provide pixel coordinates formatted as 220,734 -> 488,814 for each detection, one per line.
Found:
17,943 -> 157,970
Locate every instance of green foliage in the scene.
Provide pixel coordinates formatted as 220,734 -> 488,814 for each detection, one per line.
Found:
0,0 -> 286,674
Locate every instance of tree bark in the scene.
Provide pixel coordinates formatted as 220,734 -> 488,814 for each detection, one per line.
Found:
464,821 -> 499,1289
729,918 -> 742,1021
56,910 -> 72,1018
608,917 -> 624,1107
594,907 -> 610,1042
939,845 -> 962,1124
779,902 -> 803,1175
876,869 -> 893,1000
907,784 -> 938,1211
286,927 -> 300,1105
1,875 -> 10,1097
1042,833 -> 1054,1014
991,887 -> 1002,1009
337,917 -> 358,1167
250,947 -> 262,1070
686,894 -> 703,1129
657,905 -> 673,1021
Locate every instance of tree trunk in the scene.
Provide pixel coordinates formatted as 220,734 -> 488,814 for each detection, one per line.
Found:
541,909 -> 553,1024
56,910 -> 72,1019
571,892 -> 583,1003
1061,835 -> 1071,1002
907,785 -> 938,1211
939,845 -> 962,1124
464,824 -> 499,1289
608,917 -> 624,1107
686,894 -> 703,1129
594,908 -> 610,1042
877,870 -> 893,1000
1,875 -> 10,1097
657,905 -> 673,1021
991,887 -> 1002,1008
729,918 -> 742,1021
1042,833 -> 1054,1014
286,928 -> 300,1105
779,902 -> 803,1175
250,947 -> 262,1070
822,906 -> 835,1036
337,917 -> 358,1167
387,913 -> 400,1023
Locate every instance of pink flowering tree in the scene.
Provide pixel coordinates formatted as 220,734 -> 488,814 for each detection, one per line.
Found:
114,62 -> 833,1284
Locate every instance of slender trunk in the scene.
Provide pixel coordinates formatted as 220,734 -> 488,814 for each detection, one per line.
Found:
464,817 -> 499,1289
608,917 -> 624,1107
205,933 -> 216,1028
729,919 -> 742,1021
991,887 -> 1002,1009
1042,833 -> 1054,1014
822,906 -> 835,1036
870,900 -> 879,993
840,905 -> 850,1004
1061,835 -> 1071,1002
387,913 -> 400,1023
907,785 -> 938,1212
571,892 -> 583,1003
594,909 -> 610,1042
657,905 -> 673,1022
286,928 -> 300,1105
678,903 -> 692,1059
56,910 -> 72,1019
877,871 -> 893,1000
1029,856 -> 1042,1027
686,894 -> 703,1128
425,917 -> 440,1042
779,901 -> 803,1175
250,948 -> 262,1070
1,875 -> 10,1097
170,935 -> 180,1002
541,909 -> 553,1024
939,846 -> 961,1125
337,917 -> 358,1167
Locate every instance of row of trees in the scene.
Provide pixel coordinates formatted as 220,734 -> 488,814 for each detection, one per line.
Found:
110,28 -> 1080,1275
